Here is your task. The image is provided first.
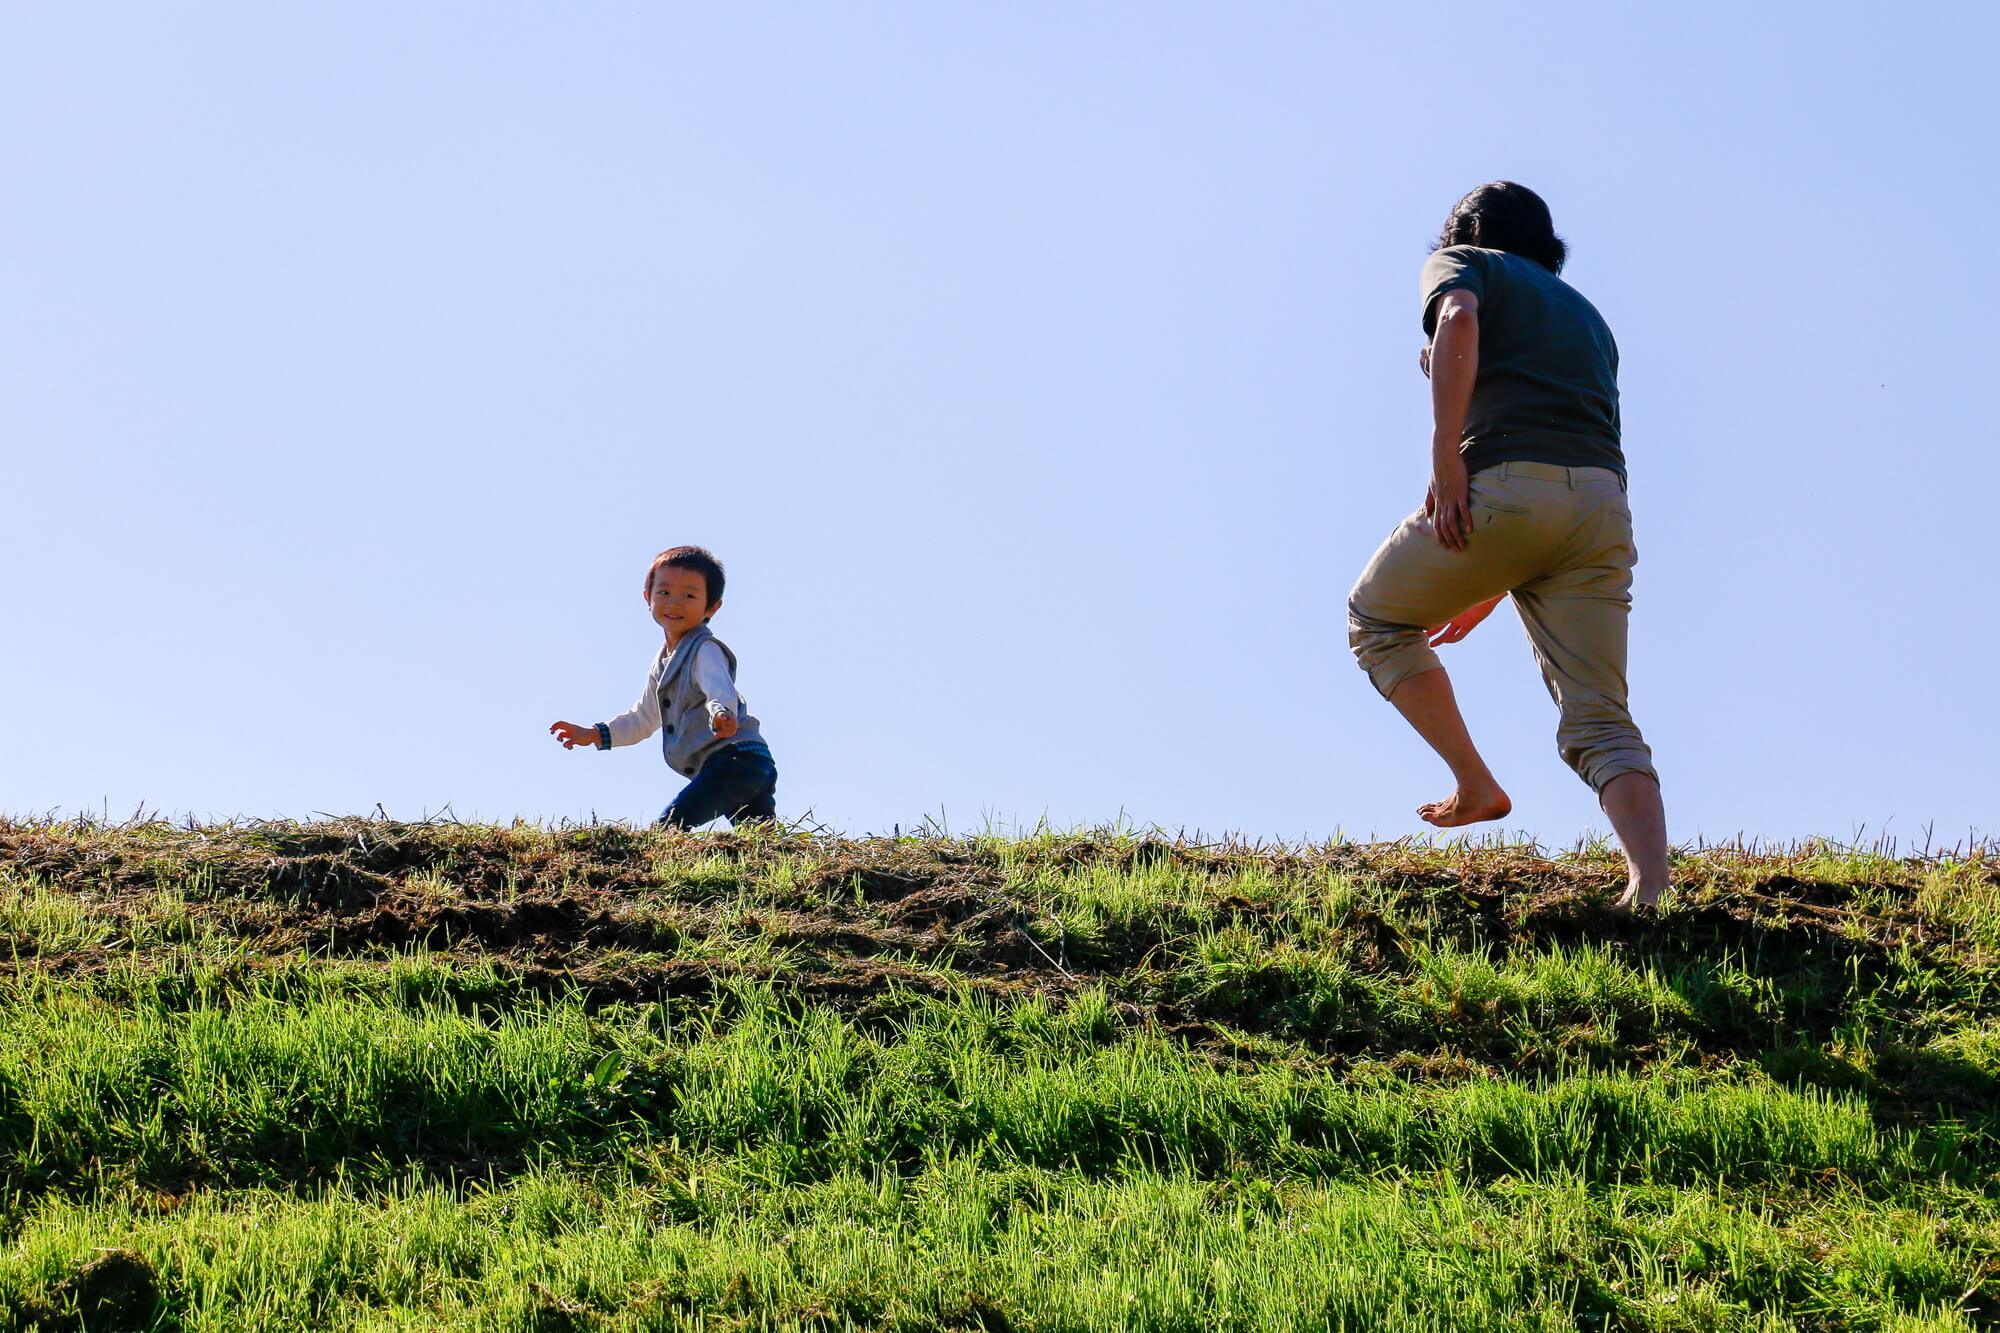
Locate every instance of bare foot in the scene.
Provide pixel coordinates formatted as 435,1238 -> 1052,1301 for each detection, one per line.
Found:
1611,882 -> 1665,914
1417,784 -> 1512,828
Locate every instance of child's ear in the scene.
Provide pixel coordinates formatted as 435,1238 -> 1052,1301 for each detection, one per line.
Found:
705,598 -> 723,621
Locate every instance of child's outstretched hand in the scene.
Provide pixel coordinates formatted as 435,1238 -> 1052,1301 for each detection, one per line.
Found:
549,721 -> 597,750
1427,595 -> 1504,647
709,709 -> 739,740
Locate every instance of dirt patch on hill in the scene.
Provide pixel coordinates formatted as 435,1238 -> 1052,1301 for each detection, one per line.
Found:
3,819 -> 1993,1077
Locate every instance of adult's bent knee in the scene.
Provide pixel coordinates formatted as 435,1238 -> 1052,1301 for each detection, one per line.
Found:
1349,612 -> 1439,700
1556,715 -> 1657,793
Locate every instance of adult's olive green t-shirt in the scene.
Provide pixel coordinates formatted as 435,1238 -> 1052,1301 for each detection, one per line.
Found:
1420,245 -> 1625,476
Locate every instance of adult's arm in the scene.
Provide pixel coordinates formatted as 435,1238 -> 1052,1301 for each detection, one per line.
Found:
1427,289 -> 1480,551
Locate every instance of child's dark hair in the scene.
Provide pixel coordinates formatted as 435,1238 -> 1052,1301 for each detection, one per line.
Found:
1434,181 -> 1568,274
646,545 -> 726,609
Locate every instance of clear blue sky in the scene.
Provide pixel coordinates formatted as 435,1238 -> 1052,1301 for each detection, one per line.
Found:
3,4 -> 1993,845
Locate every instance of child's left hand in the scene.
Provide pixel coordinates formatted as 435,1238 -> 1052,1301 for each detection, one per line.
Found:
1427,596 -> 1504,646
709,710 -> 739,740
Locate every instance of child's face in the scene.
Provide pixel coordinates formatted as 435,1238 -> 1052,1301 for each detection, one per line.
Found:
647,566 -> 718,639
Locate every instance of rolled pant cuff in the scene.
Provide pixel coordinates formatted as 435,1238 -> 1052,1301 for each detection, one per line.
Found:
1582,755 -> 1659,795
1364,645 -> 1444,701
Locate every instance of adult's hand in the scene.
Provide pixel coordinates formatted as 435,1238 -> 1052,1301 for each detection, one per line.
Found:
1429,451 -> 1473,550
1428,595 -> 1503,646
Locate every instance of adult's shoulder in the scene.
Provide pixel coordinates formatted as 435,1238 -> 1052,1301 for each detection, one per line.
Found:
1425,243 -> 1496,265
1421,244 -> 1495,282
1419,246 -> 1494,333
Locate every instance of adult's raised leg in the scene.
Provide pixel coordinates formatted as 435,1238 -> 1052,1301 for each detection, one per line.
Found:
1387,667 -> 1512,827
1348,498 -> 1535,829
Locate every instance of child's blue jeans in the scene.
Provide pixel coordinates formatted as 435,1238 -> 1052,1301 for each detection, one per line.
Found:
659,741 -> 778,829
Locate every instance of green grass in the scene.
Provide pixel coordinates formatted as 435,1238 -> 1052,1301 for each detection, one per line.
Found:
7,1167 -> 1989,1332
0,818 -> 1995,1329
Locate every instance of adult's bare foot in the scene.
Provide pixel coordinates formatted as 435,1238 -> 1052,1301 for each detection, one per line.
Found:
1416,784 -> 1512,828
1600,773 -> 1670,917
1611,881 -> 1664,914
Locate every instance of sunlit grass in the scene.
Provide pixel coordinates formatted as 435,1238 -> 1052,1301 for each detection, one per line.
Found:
1,1165 -> 1988,1332
0,817 -> 1995,1327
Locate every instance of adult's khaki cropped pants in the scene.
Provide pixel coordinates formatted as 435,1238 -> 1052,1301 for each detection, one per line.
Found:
1346,461 -> 1657,793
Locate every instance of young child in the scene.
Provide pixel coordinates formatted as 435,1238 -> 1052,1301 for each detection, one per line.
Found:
549,545 -> 778,829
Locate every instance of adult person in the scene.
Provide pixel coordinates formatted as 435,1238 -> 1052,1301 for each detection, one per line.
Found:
1346,182 -> 1668,911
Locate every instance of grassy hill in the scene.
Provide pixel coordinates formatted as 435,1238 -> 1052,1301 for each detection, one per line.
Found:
0,817 -> 1996,1330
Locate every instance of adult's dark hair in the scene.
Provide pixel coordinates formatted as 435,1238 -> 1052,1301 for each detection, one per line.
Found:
646,545 -> 726,608
1435,181 -> 1568,274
